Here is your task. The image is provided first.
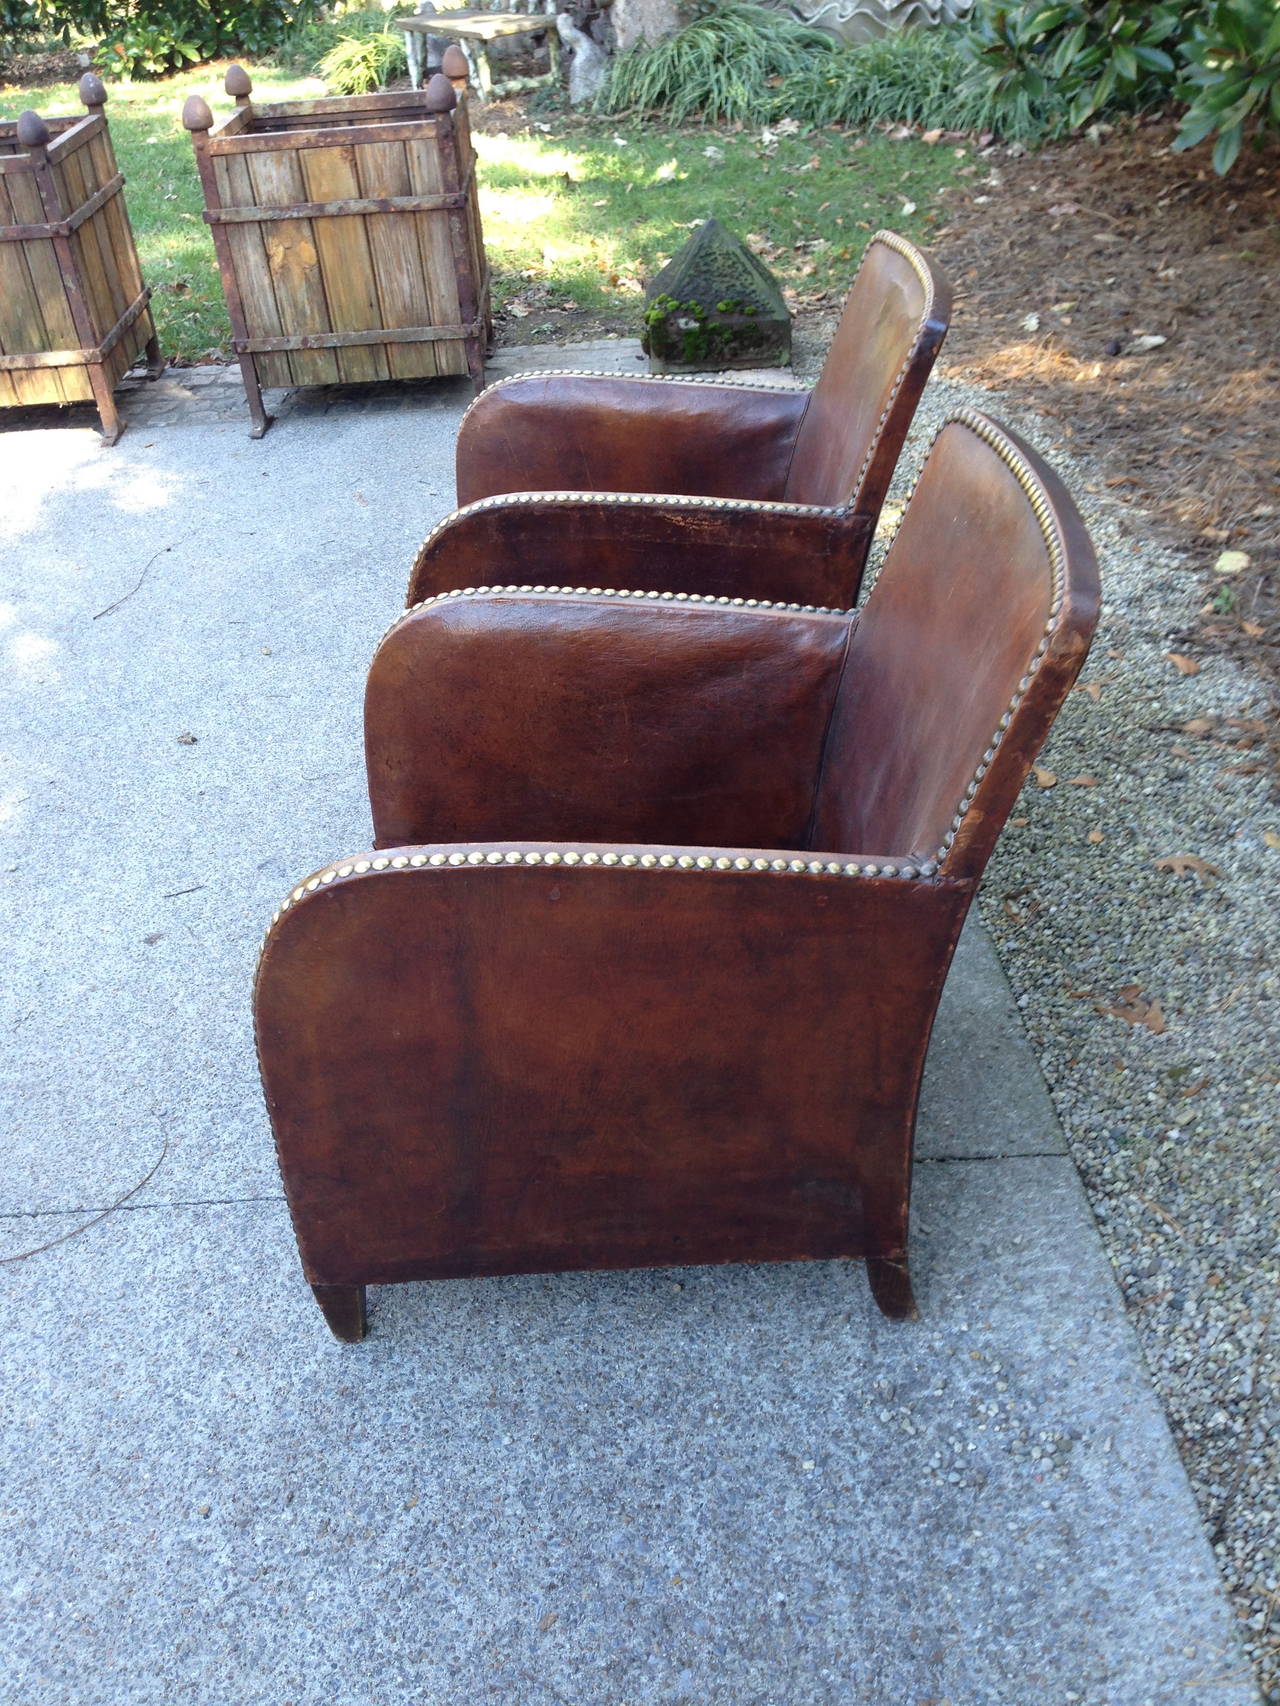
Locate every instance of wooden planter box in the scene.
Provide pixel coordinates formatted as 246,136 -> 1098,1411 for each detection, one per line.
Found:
0,75 -> 161,445
184,67 -> 491,438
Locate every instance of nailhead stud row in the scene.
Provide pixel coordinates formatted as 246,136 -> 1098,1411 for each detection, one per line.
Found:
381,582 -> 843,647
263,845 -> 940,941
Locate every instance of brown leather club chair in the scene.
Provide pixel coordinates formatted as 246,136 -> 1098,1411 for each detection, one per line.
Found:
254,409 -> 1098,1342
404,230 -> 952,613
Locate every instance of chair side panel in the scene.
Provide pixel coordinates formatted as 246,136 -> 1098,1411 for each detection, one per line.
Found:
255,862 -> 971,1286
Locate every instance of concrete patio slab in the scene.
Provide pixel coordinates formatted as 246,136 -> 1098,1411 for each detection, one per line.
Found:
0,354 -> 1256,1704
0,1160 -> 1257,1706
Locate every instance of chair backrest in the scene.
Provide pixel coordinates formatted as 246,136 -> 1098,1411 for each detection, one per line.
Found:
781,230 -> 951,514
810,409 -> 1100,877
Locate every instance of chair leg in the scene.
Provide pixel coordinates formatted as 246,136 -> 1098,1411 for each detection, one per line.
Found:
144,335 -> 164,380
866,1256 -> 919,1322
311,1283 -> 368,1342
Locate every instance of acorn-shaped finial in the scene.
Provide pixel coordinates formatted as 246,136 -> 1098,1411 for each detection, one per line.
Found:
225,64 -> 253,104
442,44 -> 469,89
182,94 -> 215,133
17,109 -> 50,150
79,72 -> 108,111
424,71 -> 457,112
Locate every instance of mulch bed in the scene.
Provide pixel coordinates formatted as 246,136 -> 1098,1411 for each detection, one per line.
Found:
917,116 -> 1280,702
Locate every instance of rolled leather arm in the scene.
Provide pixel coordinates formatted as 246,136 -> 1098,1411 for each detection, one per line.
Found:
406,492 -> 874,610
455,373 -> 811,506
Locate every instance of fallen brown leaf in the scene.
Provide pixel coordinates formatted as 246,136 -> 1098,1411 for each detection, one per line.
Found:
1033,767 -> 1057,788
1240,620 -> 1264,639
1088,829 -> 1104,844
1097,985 -> 1167,1034
1265,831 -> 1280,851
538,1611 -> 558,1632
1065,774 -> 1098,787
1181,717 -> 1217,737
1154,854 -> 1222,881
1167,653 -> 1200,676
1011,816 -> 1030,827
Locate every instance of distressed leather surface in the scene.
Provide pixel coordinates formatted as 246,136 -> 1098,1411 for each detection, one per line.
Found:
255,857 -> 971,1285
424,232 -> 952,612
257,410 -> 1099,1314
783,238 -> 952,513
813,417 -> 1100,870
404,497 -> 873,610
455,375 -> 809,508
366,595 -> 852,851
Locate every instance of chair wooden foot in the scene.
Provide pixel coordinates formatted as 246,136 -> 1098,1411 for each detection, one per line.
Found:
144,335 -> 164,380
866,1256 -> 919,1321
311,1283 -> 368,1341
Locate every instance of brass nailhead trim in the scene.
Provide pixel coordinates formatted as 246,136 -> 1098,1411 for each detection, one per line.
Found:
263,843 -> 931,951
411,485 -> 840,582
381,583 -> 841,647
456,366 -> 803,438
845,230 -> 939,513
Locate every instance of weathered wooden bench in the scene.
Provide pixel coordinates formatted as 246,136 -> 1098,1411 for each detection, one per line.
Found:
396,1 -> 560,99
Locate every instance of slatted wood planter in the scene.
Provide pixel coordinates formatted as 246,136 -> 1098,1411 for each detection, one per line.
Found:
184,66 -> 491,438
0,75 -> 161,445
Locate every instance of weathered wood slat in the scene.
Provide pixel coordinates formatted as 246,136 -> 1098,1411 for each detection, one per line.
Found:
214,154 -> 291,389
353,139 -> 439,381
404,134 -> 468,379
0,170 -> 64,403
45,114 -> 102,164
246,148 -> 340,388
298,142 -> 387,384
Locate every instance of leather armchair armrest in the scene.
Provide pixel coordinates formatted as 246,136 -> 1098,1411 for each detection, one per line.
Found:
456,373 -> 811,506
406,492 -> 873,610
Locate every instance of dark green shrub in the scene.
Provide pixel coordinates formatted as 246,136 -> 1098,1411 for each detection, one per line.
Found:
3,0 -> 323,76
601,0 -> 1064,137
1173,0 -> 1280,172
962,2 -> 1181,135
963,0 -> 1280,169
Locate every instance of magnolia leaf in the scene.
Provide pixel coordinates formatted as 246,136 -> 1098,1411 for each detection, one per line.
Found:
1154,854 -> 1222,881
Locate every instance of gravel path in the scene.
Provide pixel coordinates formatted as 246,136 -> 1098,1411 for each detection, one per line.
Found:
807,330 -> 1279,1698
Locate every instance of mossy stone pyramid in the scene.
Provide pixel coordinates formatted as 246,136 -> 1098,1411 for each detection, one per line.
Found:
641,218 -> 790,373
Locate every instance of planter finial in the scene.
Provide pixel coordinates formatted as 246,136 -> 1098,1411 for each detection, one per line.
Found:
441,44 -> 469,90
225,64 -> 253,104
182,95 -> 215,133
17,110 -> 50,150
79,73 -> 108,112
424,72 -> 457,113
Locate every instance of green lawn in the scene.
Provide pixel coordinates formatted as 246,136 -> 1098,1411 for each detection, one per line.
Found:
1,63 -> 964,362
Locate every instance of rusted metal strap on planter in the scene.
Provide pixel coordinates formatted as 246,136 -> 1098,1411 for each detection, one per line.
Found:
233,318 -> 485,354
0,171 -> 125,242
205,187 -> 470,225
0,286 -> 152,371
206,116 -> 452,155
